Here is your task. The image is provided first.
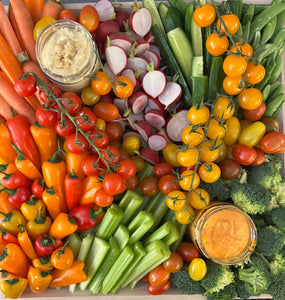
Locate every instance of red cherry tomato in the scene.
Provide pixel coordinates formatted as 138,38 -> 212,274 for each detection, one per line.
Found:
158,175 -> 180,195
55,116 -> 76,137
60,92 -> 82,116
103,172 -> 126,195
242,102 -> 266,122
75,108 -> 97,132
65,133 -> 89,154
251,147 -> 266,167
116,158 -> 137,179
36,106 -> 58,127
147,281 -> 171,295
260,131 -> 285,154
14,74 -> 37,97
177,242 -> 200,262
153,162 -> 174,178
163,252 -> 183,273
219,158 -> 241,180
88,129 -> 109,150
100,145 -> 121,167
94,187 -> 114,207
149,265 -> 170,287
232,144 -> 257,165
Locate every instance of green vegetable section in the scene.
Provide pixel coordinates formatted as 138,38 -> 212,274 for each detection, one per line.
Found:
68,188 -> 179,294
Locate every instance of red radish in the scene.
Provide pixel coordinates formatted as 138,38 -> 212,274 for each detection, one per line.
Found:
95,0 -> 115,21
133,120 -> 152,142
142,69 -> 166,98
128,7 -> 152,38
139,148 -> 160,165
115,9 -> 130,31
127,56 -> 148,79
108,32 -> 132,53
100,93 -> 114,103
141,49 -> 160,69
150,43 -> 161,58
121,68 -> 140,89
123,130 -> 144,143
145,97 -> 165,113
105,45 -> 128,75
128,91 -> 148,114
148,133 -> 168,151
103,63 -> 117,81
166,110 -> 189,142
127,112 -> 145,131
145,109 -> 165,127
93,19 -> 120,46
113,97 -> 128,114
158,81 -> 182,109
134,40 -> 150,55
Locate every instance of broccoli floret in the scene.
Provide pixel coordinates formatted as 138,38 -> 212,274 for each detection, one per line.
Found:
270,207 -> 285,231
250,214 -> 268,229
235,280 -> 251,299
271,180 -> 285,208
265,244 -> 285,275
231,182 -> 271,214
267,270 -> 285,300
256,225 -> 285,257
266,153 -> 283,173
200,260 -> 235,295
206,283 -> 237,300
238,254 -> 271,296
199,178 -> 231,202
246,161 -> 282,191
169,268 -> 205,295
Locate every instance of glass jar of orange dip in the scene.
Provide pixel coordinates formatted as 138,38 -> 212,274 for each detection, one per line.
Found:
189,202 -> 257,265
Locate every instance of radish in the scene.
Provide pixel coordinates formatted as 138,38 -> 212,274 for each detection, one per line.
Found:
150,43 -> 161,58
148,133 -> 168,151
134,40 -> 150,55
141,49 -> 160,69
122,130 -> 144,143
93,20 -> 120,50
139,148 -> 160,165
115,9 -> 130,31
121,68 -> 140,89
127,112 -> 145,131
105,44 -> 128,75
145,97 -> 165,113
142,68 -> 166,98
158,81 -> 182,109
128,91 -> 148,114
103,63 -> 117,81
145,109 -> 165,127
127,56 -> 148,79
108,33 -> 132,54
113,98 -> 128,114
128,7 -> 152,38
166,110 -> 189,142
100,93 -> 114,103
95,0 -> 115,21
133,120 -> 152,142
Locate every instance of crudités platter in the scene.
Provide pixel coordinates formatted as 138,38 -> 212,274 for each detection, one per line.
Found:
0,0 -> 285,300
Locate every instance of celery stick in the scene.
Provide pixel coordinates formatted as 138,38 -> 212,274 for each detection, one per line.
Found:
96,204 -> 123,240
119,190 -> 143,225
121,240 -> 171,288
127,211 -> 154,245
142,221 -> 179,247
113,224 -> 129,250
100,245 -> 134,294
169,222 -> 187,252
89,237 -> 121,293
79,237 -> 110,291
111,241 -> 146,294
65,232 -> 81,258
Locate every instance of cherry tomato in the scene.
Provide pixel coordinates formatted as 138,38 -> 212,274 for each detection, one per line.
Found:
103,172 -> 126,196
177,242 -> 200,262
198,162 -> 221,183
33,16 -> 56,41
158,175 -> 180,195
122,136 -> 141,156
189,258 -> 207,281
238,121 -> 266,147
260,131 -> 285,154
93,102 -> 119,122
245,62 -> 266,85
224,116 -> 241,146
113,76 -> 134,99
75,108 -> 97,132
179,170 -> 200,191
129,155 -> 145,172
153,162 -> 174,178
100,145 -> 121,167
177,148 -> 199,168
88,129 -> 109,150
148,281 -> 171,295
219,158 -> 241,180
59,9 -> 79,22
55,116 -> 76,137
116,158 -> 137,179
166,190 -> 187,210
229,41 -> 253,60
36,106 -> 58,127
14,74 -> 37,97
125,175 -> 139,190
79,5 -> 100,32
50,244 -> 74,270
251,147 -> 266,167
162,143 -> 181,168
216,14 -> 240,35
260,116 -> 280,133
242,101 -> 266,122
105,122 -> 123,142
94,187 -> 113,207
206,118 -> 227,140
149,265 -> 170,287
214,139 -> 227,163
140,176 -> 159,197
81,86 -> 100,106
38,84 -> 61,104
187,105 -> 210,125
189,188 -> 210,209
232,144 -> 257,165
223,54 -> 247,77
214,96 -> 235,120
65,133 -> 89,154
182,125 -> 204,146
91,71 -> 112,96
238,88 -> 263,110
60,92 -> 82,116
193,4 -> 216,27
223,75 -> 245,96
81,154 -> 102,176
200,140 -> 220,162
206,32 -> 229,56
163,252 -> 183,273
175,205 -> 195,225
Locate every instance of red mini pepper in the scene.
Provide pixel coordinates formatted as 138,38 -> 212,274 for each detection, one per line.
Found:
0,169 -> 31,190
31,178 -> 45,199
34,234 -> 63,257
6,115 -> 41,170
4,186 -> 32,210
64,170 -> 82,211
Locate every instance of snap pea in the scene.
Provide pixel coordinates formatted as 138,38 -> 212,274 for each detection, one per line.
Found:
248,3 -> 285,43
268,54 -> 283,84
271,9 -> 285,39
261,15 -> 277,45
255,43 -> 279,64
254,62 -> 275,91
168,0 -> 187,18
252,30 -> 261,50
264,94 -> 285,117
241,3 -> 254,25
228,0 -> 243,20
242,21 -> 251,43
272,28 -> 285,47
262,84 -> 272,103
269,82 -> 284,100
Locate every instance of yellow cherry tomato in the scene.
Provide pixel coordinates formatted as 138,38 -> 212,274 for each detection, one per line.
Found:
238,88 -> 263,110
189,258 -> 207,281
199,162 -> 221,183
166,190 -> 187,210
200,140 -> 220,162
162,143 -> 181,168
224,116 -> 241,146
182,125 -> 204,146
189,188 -> 210,209
179,170 -> 200,191
213,96 -> 235,120
81,86 -> 100,106
206,118 -> 227,140
238,121 -> 266,147
33,17 -> 56,41
122,136 -> 140,155
177,148 -> 199,167
187,105 -> 210,125
175,205 -> 195,225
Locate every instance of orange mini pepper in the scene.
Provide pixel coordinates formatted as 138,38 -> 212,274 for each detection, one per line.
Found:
66,151 -> 89,179
49,259 -> 88,288
0,163 -> 17,182
49,213 -> 78,240
0,123 -> 17,163
17,225 -> 38,260
0,190 -> 15,214
42,187 -> 63,220
32,256 -> 54,272
0,210 -> 27,236
0,277 -> 28,299
28,266 -> 52,294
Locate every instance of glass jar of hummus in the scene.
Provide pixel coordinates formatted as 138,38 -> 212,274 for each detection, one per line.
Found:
36,20 -> 99,92
189,202 -> 257,265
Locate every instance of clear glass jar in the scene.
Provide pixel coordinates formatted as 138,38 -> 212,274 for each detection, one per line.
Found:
190,202 -> 257,265
36,20 -> 99,92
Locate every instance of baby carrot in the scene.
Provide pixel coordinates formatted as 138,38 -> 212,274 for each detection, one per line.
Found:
41,0 -> 63,20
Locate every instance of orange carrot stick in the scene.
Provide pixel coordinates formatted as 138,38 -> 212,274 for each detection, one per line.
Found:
23,0 -> 44,24
0,94 -> 14,121
0,1 -> 23,58
41,0 -> 63,20
0,115 -> 7,124
22,60 -> 51,86
10,0 -> 37,62
8,3 -> 25,51
0,70 -> 36,123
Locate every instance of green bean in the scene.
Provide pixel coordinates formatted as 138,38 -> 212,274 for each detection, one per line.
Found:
261,15 -> 277,45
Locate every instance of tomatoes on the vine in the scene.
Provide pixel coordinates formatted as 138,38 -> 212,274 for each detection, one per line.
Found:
81,154 -> 102,176
206,32 -> 229,56
193,4 -> 216,27
65,133 -> 89,154
55,116 -> 76,137
189,188 -> 210,209
200,140 -> 220,162
14,74 -> 37,97
116,158 -> 137,179
223,54 -> 247,78
88,129 -> 109,150
175,205 -> 195,224
198,162 -> 221,183
75,108 -> 97,132
113,76 -> 134,99
91,71 -> 112,96
232,144 -> 257,165
216,14 -> 240,35
206,118 -> 227,140
238,88 -> 263,110
187,105 -> 210,125
179,170 -> 200,191
100,145 -> 121,167
223,75 -> 245,96
245,62 -> 266,85
94,187 -> 113,207
229,42 -> 253,60
177,148 -> 199,167
60,92 -> 82,116
182,125 -> 204,146
103,172 -> 126,196
36,106 -> 58,127
166,190 -> 187,210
